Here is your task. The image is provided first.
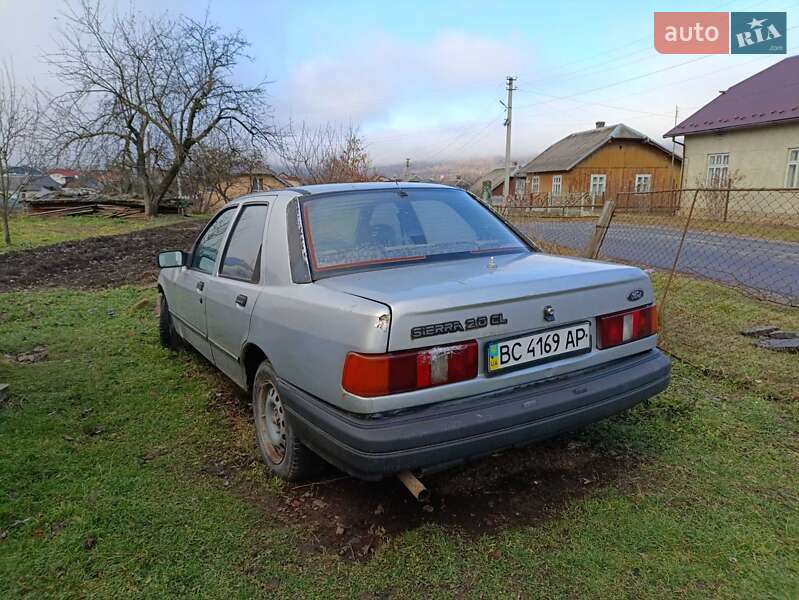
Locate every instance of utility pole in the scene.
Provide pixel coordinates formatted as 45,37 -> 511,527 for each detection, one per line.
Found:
502,76 -> 517,203
670,105 -> 678,178
404,158 -> 410,180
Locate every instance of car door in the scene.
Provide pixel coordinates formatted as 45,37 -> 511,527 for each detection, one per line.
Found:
170,207 -> 237,360
205,201 -> 271,383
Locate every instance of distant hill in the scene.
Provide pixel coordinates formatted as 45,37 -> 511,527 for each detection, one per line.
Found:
376,156 -> 528,186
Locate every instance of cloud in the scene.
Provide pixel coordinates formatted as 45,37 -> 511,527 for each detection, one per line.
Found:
275,30 -> 527,124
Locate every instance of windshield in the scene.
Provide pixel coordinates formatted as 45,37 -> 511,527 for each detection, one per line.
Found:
301,188 -> 529,274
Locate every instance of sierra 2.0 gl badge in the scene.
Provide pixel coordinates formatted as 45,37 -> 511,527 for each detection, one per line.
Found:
411,313 -> 508,340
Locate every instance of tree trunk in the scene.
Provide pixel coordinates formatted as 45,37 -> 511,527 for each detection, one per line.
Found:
135,142 -> 158,218
1,200 -> 10,246
153,152 -> 189,213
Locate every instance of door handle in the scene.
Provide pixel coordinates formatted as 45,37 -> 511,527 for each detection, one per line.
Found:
196,281 -> 204,292
235,294 -> 248,307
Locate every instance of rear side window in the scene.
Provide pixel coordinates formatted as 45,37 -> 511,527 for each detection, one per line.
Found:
191,208 -> 236,273
220,204 -> 269,283
302,188 -> 527,274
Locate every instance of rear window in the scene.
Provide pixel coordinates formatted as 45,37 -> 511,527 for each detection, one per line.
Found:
301,188 -> 528,274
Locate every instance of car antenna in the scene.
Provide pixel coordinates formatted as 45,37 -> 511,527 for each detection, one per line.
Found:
395,180 -> 408,197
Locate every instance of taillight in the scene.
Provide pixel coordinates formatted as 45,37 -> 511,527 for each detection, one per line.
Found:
342,341 -> 478,397
597,305 -> 658,349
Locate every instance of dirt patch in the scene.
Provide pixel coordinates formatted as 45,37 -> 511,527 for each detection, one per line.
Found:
2,345 -> 49,364
205,377 -> 638,561
0,220 -> 206,292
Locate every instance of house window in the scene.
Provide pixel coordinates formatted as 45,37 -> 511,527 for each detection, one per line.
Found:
531,176 -> 540,193
706,153 -> 729,187
785,149 -> 799,188
590,174 -> 606,196
635,174 -> 652,192
251,176 -> 264,192
552,175 -> 562,196
514,178 -> 525,196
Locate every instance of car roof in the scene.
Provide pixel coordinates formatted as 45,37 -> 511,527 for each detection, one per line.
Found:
293,181 -> 455,195
227,181 -> 462,208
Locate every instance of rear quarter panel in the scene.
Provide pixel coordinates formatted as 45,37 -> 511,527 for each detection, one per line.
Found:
248,285 -> 390,407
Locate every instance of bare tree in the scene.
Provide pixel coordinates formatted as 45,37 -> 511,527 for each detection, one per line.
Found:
183,131 -> 265,212
0,62 -> 41,246
279,122 -> 376,184
47,0 -> 275,217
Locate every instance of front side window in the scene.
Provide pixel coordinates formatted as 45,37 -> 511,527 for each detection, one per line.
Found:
191,208 -> 236,273
635,174 -> 652,192
785,149 -> 799,188
552,175 -> 562,196
590,174 -> 607,196
531,175 -> 540,193
301,188 -> 529,274
220,204 -> 269,282
706,153 -> 729,187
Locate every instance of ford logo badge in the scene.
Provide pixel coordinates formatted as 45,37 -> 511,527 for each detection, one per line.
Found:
627,289 -> 644,302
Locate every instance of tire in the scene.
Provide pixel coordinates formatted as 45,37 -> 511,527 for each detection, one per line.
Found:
252,360 -> 320,481
159,293 -> 180,350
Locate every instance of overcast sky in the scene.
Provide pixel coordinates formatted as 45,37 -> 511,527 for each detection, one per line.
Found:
0,0 -> 795,165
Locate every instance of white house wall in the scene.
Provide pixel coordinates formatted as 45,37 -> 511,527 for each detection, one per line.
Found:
682,122 -> 799,188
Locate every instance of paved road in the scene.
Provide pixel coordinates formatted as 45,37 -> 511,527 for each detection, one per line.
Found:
520,220 -> 799,303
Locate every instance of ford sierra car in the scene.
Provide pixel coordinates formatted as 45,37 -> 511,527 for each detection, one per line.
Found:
156,183 -> 670,481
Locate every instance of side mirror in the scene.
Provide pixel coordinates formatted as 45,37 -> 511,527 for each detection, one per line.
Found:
157,250 -> 187,269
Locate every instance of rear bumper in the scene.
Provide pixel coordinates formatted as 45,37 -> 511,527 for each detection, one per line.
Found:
279,349 -> 671,480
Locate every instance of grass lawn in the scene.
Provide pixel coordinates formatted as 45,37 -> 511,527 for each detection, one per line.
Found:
1,284 -> 797,598
653,273 -> 799,402
1,214 -> 198,254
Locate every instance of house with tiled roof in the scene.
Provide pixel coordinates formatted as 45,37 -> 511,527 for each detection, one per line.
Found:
665,55 -> 799,189
469,164 -> 526,201
520,122 -> 680,203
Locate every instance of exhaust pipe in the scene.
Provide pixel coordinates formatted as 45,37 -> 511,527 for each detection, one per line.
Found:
398,470 -> 430,503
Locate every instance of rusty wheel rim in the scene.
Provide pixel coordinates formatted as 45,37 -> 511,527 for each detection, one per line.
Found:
257,381 -> 286,464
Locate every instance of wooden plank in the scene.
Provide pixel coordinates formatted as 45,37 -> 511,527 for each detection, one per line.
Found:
31,204 -> 94,216
36,206 -> 95,218
584,200 -> 615,259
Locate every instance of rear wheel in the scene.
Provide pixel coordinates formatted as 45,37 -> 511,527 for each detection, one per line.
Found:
252,360 -> 319,481
159,293 -> 180,350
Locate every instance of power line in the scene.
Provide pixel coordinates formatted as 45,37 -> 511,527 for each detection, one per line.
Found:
514,55 -> 714,112
514,89 -> 674,117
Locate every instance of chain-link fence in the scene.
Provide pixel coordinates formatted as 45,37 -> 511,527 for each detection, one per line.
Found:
505,188 -> 799,307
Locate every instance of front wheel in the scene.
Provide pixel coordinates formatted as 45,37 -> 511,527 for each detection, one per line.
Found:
158,293 -> 180,350
252,360 -> 320,481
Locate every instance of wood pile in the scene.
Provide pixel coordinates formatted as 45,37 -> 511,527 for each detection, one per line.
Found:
29,203 -> 145,219
25,192 -> 186,216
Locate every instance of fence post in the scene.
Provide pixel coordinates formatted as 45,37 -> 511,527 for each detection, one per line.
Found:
659,189 -> 700,317
722,186 -> 731,222
584,200 -> 615,259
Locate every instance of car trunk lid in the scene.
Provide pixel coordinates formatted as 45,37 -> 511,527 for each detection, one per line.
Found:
317,252 -> 654,356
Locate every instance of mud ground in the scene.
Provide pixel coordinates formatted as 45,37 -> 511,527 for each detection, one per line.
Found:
0,219 -> 206,292
206,379 -> 639,562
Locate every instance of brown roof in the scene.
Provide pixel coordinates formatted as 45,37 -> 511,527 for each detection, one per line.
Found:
468,165 -> 523,195
665,55 -> 799,137
520,124 -> 676,174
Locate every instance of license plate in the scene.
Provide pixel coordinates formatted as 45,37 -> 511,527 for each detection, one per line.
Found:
487,322 -> 591,375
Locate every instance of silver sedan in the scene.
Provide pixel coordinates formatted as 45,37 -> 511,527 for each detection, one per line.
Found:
157,183 -> 670,481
